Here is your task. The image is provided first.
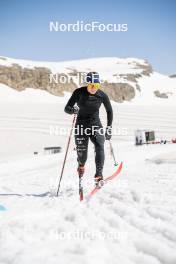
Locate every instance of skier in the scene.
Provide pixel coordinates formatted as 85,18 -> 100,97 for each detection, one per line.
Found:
64,72 -> 113,186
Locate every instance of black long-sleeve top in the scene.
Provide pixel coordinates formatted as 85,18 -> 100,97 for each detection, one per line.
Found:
64,86 -> 113,126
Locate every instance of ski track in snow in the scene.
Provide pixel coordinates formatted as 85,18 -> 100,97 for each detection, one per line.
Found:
0,100 -> 176,263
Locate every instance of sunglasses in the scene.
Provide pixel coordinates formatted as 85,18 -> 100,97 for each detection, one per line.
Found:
88,83 -> 100,90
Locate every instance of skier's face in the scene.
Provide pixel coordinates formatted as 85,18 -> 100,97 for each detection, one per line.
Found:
87,83 -> 100,94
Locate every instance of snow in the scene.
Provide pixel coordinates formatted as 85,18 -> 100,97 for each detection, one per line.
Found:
147,151 -> 176,164
132,72 -> 176,105
0,55 -> 147,85
0,55 -> 146,87
0,84 -> 62,103
0,56 -> 146,76
0,84 -> 176,264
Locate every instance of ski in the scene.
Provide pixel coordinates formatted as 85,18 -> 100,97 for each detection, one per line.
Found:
88,161 -> 123,198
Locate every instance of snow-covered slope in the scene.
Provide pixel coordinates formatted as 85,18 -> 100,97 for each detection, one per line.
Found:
0,82 -> 176,263
0,56 -> 148,77
131,72 -> 176,105
0,84 -> 59,103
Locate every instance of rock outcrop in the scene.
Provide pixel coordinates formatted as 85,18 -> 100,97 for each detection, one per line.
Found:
170,74 -> 176,78
154,90 -> 169,99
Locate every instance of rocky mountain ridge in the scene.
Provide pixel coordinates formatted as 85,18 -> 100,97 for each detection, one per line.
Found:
0,56 -> 174,102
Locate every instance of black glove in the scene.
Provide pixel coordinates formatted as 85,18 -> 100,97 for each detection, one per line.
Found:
64,105 -> 79,115
105,126 -> 112,140
73,105 -> 79,114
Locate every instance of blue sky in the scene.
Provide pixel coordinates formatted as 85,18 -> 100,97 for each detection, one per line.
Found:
0,0 -> 175,74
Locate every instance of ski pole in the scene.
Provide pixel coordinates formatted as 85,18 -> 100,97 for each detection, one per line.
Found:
56,114 -> 77,196
79,176 -> 83,201
109,140 -> 118,166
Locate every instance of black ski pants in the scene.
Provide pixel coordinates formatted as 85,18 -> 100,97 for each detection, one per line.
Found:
75,118 -> 105,176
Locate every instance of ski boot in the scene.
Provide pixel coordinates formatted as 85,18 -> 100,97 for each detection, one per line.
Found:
94,175 -> 104,189
77,165 -> 85,178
